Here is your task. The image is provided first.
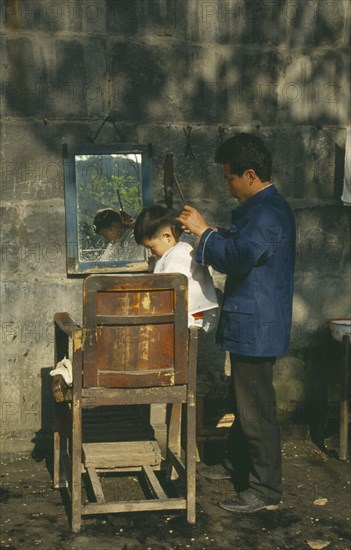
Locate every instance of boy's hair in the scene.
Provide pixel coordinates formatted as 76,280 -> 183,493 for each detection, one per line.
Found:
134,205 -> 181,245
93,208 -> 123,234
215,132 -> 272,181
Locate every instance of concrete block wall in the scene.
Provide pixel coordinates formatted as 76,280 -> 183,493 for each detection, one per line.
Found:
1,0 -> 350,451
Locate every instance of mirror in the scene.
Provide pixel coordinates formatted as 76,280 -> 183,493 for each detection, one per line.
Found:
63,143 -> 153,274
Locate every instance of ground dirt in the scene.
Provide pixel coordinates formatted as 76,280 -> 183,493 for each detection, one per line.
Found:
0,433 -> 350,550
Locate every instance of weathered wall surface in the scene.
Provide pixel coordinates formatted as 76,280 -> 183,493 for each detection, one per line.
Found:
1,0 -> 350,451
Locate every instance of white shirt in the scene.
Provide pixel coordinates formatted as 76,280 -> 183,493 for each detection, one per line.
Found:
154,241 -> 218,330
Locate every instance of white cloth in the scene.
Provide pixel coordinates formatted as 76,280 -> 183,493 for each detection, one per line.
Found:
154,241 -> 219,331
50,356 -> 73,386
341,127 -> 351,206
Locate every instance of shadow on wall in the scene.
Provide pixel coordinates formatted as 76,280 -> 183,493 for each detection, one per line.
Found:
286,326 -> 346,458
31,368 -> 55,463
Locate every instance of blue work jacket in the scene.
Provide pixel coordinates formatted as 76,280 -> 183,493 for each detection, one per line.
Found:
196,185 -> 296,357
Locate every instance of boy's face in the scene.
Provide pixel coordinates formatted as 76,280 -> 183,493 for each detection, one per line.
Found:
142,226 -> 177,258
99,221 -> 125,243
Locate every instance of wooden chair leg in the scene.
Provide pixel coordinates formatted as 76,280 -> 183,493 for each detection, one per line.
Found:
53,402 -> 61,489
167,402 -> 182,480
71,401 -> 82,533
53,402 -> 69,488
186,390 -> 196,524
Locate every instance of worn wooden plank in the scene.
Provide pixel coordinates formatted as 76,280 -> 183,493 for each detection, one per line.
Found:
82,386 -> 186,406
86,466 -> 105,503
96,314 -> 175,325
71,345 -> 83,533
186,389 -> 196,525
142,465 -> 167,500
54,312 -> 82,339
61,451 -> 71,490
83,441 -> 162,469
167,402 -> 182,480
167,447 -> 186,483
82,498 -> 186,515
186,327 -> 199,523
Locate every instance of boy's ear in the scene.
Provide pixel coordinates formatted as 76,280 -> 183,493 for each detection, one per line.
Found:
162,229 -> 173,240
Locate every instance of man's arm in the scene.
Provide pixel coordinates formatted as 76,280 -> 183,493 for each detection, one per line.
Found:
196,210 -> 283,275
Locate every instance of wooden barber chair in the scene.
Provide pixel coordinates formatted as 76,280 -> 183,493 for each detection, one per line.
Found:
52,274 -> 199,532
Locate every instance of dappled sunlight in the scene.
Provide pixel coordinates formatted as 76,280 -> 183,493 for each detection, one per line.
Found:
292,293 -> 310,324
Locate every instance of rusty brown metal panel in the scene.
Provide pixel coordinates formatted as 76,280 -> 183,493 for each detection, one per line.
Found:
82,274 -> 188,389
96,289 -> 174,316
98,369 -> 176,389
96,324 -> 174,374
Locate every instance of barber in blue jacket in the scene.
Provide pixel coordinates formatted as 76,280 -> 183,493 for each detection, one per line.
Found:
178,133 -> 295,513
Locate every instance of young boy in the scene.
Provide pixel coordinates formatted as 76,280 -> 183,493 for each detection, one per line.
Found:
134,205 -> 218,331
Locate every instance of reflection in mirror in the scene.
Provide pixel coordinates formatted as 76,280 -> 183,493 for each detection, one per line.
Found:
75,153 -> 144,263
63,143 -> 153,274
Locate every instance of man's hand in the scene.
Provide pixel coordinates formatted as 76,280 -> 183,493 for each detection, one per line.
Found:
177,205 -> 212,237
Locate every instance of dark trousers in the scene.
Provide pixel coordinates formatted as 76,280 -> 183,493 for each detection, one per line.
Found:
226,354 -> 282,503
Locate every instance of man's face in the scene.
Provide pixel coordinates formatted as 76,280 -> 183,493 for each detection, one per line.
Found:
223,163 -> 251,204
99,221 -> 125,243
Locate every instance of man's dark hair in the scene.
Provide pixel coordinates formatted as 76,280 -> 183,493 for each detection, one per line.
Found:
93,208 -> 123,234
215,132 -> 272,181
134,205 -> 181,245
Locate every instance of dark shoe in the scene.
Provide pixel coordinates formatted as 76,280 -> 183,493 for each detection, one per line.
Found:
219,489 -> 280,513
197,462 -> 232,480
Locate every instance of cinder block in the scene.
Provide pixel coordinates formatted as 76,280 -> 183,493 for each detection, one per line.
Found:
2,36 -> 108,119
106,0 -> 177,37
175,0 -> 349,48
272,127 -> 346,200
2,0 -> 107,34
275,51 -> 350,125
20,203 -> 67,277
294,205 -> 350,276
1,120 -> 110,201
0,204 -> 22,273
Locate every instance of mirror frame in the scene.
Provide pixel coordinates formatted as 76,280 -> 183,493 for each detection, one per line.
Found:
63,143 -> 153,274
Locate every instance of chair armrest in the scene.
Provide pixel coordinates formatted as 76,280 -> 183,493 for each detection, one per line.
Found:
188,326 -> 200,389
54,312 -> 82,339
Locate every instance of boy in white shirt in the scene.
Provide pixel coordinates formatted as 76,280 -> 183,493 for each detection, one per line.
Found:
134,206 -> 218,331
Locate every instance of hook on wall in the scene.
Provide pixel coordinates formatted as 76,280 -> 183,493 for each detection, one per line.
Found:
183,124 -> 196,159
87,115 -> 124,143
217,125 -> 227,148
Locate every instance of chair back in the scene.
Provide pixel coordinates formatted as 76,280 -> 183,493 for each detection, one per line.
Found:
82,274 -> 189,388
